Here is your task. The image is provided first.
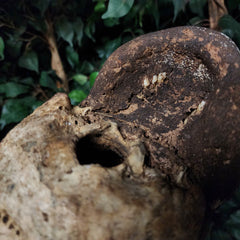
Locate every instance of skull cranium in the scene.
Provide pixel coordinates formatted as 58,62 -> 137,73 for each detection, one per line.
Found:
0,26 -> 240,240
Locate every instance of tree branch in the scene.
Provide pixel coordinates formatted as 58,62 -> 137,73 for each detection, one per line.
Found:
44,17 -> 69,92
208,0 -> 228,30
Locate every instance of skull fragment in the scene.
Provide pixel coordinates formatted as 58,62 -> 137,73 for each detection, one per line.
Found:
0,26 -> 240,240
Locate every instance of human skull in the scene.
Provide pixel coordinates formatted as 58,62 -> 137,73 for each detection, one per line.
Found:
0,26 -> 239,240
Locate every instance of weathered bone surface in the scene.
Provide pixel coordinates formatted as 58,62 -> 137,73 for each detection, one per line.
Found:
0,26 -> 240,240
0,94 -> 204,240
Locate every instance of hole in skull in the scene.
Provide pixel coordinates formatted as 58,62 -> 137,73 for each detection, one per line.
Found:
182,108 -> 196,123
2,214 -> 8,224
186,108 -> 196,115
75,135 -> 123,168
144,154 -> 151,167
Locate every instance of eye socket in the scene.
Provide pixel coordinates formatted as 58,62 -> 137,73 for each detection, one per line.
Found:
75,135 -> 123,168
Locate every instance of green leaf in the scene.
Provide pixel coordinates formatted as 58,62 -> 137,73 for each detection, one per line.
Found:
233,186 -> 240,202
94,2 -> 106,13
226,210 -> 240,239
102,0 -> 134,19
103,18 -> 120,27
89,72 -> 98,88
189,0 -> 207,18
217,199 -> 237,215
219,15 -> 240,48
21,77 -> 35,86
231,229 -> 240,239
72,18 -> 84,47
55,18 -> 74,46
15,25 -> 27,36
0,37 -> 5,61
39,71 -> 57,91
85,21 -> 96,42
172,0 -> 186,22
97,37 -> 121,59
0,97 -> 42,128
6,36 -> 22,59
0,95 -> 3,107
72,74 -> 88,85
79,61 -> 95,74
0,82 -> 30,97
18,50 -> 39,73
66,46 -> 79,68
151,4 -> 161,29
69,89 -> 87,104
210,230 -> 232,240
32,0 -> 50,15
226,210 -> 240,226
189,16 -> 203,26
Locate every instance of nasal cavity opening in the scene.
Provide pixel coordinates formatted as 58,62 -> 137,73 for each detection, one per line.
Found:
75,135 -> 123,168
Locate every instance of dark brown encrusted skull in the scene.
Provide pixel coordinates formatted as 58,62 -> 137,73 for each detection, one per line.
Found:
0,26 -> 239,240
82,26 -> 240,199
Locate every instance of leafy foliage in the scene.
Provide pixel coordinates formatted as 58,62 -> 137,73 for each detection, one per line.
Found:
219,14 -> 240,48
0,1 -> 240,238
206,186 -> 240,240
102,0 -> 134,19
0,36 -> 5,60
0,0 -> 238,127
18,50 -> 39,73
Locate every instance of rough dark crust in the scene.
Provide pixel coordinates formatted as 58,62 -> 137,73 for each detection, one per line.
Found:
82,26 -> 240,200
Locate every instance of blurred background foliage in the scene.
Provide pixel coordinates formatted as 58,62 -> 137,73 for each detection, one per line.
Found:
0,0 -> 240,239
